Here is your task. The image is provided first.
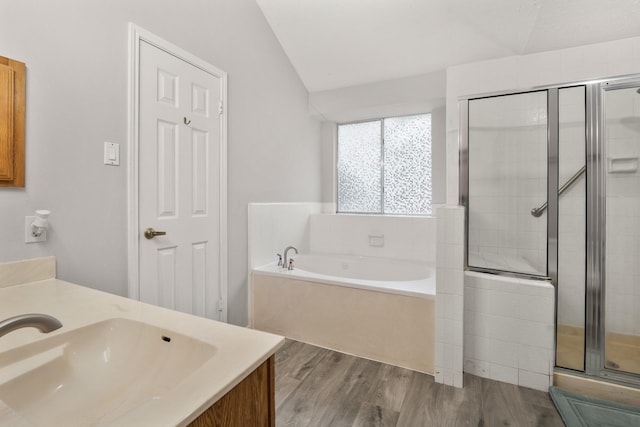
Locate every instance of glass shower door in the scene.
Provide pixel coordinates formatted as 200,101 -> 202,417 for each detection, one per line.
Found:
603,83 -> 640,376
467,91 -> 548,277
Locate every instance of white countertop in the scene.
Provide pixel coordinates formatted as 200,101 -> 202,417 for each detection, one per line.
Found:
0,278 -> 284,426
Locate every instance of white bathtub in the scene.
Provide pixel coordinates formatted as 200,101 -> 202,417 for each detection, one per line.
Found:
251,253 -> 435,374
253,253 -> 435,299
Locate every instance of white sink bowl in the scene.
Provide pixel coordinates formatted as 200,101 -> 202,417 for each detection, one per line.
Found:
0,318 -> 217,426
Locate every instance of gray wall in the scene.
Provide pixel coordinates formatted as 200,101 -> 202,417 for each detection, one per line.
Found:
0,0 -> 321,326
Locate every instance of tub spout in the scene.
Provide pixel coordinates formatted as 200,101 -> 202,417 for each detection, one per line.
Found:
0,313 -> 63,338
283,246 -> 298,267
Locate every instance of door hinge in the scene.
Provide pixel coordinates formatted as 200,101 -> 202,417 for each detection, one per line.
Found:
219,101 -> 223,115
217,299 -> 224,312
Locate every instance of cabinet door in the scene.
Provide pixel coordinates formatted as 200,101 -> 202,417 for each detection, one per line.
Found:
0,56 -> 25,188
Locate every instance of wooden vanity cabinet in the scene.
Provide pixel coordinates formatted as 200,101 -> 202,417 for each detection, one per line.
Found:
0,55 -> 25,188
189,355 -> 275,427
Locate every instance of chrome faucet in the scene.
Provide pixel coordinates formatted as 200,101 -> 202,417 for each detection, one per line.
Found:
0,313 -> 63,338
283,245 -> 298,268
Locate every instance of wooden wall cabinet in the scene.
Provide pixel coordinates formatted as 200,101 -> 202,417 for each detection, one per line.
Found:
0,56 -> 25,188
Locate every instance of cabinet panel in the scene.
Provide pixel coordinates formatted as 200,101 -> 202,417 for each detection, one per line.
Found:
189,356 -> 275,427
0,56 -> 25,188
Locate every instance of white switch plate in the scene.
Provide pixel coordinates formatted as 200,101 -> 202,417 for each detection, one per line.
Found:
368,234 -> 384,247
104,142 -> 120,166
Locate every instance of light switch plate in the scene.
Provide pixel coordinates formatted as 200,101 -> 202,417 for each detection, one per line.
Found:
368,234 -> 384,247
104,142 -> 120,166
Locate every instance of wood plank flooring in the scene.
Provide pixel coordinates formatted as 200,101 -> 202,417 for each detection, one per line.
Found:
275,340 -> 564,427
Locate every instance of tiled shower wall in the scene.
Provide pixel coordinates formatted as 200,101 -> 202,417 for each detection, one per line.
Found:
464,272 -> 555,391
446,35 -> 640,391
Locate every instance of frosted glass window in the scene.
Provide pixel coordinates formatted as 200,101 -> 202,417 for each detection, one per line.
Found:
384,114 -> 432,215
337,121 -> 382,213
337,114 -> 431,215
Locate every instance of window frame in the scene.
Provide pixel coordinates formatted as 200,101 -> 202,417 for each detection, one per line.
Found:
335,112 -> 432,216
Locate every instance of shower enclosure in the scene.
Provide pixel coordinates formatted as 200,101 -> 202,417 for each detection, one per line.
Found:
460,76 -> 640,386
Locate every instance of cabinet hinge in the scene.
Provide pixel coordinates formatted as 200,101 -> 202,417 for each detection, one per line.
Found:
219,101 -> 223,115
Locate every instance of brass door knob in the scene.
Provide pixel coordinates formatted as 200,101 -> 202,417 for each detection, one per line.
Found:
144,227 -> 167,240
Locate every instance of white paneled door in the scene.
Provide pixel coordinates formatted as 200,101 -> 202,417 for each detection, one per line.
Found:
138,39 -> 223,320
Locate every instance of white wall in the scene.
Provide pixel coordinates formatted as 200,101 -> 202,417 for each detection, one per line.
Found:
309,71 -> 446,123
0,0 -> 321,326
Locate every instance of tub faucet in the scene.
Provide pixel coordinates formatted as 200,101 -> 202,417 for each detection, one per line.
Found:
283,246 -> 298,267
0,313 -> 63,338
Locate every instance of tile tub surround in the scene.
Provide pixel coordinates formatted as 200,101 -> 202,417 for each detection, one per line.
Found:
435,205 -> 465,388
309,213 -> 436,263
0,272 -> 284,425
464,272 -> 555,392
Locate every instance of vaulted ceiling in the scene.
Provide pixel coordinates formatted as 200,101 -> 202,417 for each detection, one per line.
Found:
256,0 -> 640,92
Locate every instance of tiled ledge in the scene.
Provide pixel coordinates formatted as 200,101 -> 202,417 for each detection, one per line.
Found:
0,257 -> 56,288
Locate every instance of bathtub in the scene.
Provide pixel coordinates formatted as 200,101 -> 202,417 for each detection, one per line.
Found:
256,254 -> 435,298
251,253 -> 435,374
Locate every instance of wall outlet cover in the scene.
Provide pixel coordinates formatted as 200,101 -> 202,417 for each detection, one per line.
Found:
25,216 -> 46,243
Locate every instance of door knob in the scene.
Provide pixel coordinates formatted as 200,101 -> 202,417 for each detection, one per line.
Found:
144,227 -> 167,240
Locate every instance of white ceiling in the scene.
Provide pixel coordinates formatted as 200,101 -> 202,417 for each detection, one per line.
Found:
256,0 -> 640,92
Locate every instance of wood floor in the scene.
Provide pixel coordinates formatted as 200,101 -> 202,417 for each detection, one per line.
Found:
275,340 -> 564,427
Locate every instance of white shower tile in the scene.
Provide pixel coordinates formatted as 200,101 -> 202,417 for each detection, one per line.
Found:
489,290 -> 520,318
453,294 -> 464,321
486,314 -> 521,343
490,364 -> 518,385
518,344 -> 552,375
448,269 -> 464,295
474,288 -> 493,314
453,320 -> 464,346
488,339 -> 518,368
518,370 -> 551,392
517,294 -> 554,323
453,371 -> 464,388
518,321 -> 554,350
464,358 -> 490,377
446,243 -> 464,270
464,333 -> 475,358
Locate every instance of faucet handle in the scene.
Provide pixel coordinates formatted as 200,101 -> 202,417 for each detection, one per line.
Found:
276,253 -> 282,266
288,258 -> 294,270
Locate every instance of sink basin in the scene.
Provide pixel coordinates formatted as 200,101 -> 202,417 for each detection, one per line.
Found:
0,318 -> 217,426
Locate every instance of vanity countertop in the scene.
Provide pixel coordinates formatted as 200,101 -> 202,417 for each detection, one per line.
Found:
0,278 -> 284,426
